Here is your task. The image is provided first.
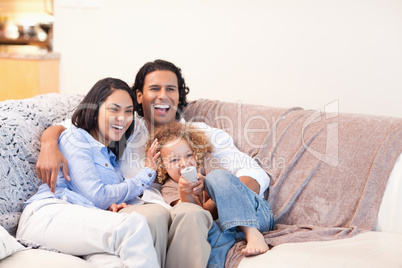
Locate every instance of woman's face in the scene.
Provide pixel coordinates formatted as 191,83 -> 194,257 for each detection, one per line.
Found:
160,138 -> 197,183
136,70 -> 179,128
95,89 -> 134,146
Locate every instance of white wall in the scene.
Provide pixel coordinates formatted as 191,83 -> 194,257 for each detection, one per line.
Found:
53,0 -> 402,118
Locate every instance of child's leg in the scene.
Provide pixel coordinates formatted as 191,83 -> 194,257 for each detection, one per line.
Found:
205,169 -> 274,257
205,169 -> 274,232
207,221 -> 237,268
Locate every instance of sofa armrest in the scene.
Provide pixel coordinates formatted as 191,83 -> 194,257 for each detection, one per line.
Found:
373,153 -> 402,234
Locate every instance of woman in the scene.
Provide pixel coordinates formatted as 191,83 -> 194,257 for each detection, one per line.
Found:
17,78 -> 160,268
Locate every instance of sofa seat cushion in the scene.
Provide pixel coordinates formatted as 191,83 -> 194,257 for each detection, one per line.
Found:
238,231 -> 402,268
0,249 -> 95,268
0,226 -> 24,260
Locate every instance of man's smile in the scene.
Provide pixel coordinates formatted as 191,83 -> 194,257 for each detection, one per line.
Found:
153,104 -> 172,113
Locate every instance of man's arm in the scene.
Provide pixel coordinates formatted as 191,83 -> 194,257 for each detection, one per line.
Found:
239,176 -> 260,194
36,125 -> 68,193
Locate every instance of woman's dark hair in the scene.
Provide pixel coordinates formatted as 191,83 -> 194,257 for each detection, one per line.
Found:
71,77 -> 135,159
133,59 -> 190,120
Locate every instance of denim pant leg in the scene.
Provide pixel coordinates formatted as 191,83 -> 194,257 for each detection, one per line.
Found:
207,220 -> 237,268
205,169 -> 274,268
205,169 -> 274,232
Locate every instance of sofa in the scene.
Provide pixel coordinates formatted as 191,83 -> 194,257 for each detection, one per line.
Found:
1,93 -> 401,267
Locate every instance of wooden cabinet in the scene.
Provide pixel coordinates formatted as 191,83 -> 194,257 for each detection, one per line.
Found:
0,53 -> 59,101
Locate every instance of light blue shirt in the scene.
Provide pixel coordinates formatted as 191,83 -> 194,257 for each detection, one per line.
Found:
25,126 -> 156,210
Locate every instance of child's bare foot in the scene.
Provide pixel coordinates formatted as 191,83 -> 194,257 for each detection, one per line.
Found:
240,226 -> 269,256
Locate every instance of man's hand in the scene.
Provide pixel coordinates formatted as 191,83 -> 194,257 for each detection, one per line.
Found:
36,143 -> 70,193
108,203 -> 129,212
36,125 -> 69,193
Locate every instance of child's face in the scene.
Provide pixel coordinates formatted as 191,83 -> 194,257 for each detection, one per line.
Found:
160,138 -> 197,183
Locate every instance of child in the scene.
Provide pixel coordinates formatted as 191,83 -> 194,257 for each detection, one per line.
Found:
147,122 -> 274,268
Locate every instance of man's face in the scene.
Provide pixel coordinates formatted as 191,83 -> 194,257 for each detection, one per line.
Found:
137,70 -> 179,128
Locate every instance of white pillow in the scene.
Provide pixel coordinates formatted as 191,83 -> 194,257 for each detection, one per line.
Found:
373,153 -> 402,234
0,226 -> 25,260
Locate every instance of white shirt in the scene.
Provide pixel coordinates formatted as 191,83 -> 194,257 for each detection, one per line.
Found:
118,116 -> 270,206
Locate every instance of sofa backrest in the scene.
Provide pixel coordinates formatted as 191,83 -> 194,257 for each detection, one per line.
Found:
1,95 -> 401,236
182,99 -> 402,232
0,93 -> 84,235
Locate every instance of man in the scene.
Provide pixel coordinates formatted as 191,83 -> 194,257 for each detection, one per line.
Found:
36,59 -> 270,268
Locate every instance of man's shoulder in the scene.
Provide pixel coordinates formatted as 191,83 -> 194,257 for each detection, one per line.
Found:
125,117 -> 149,151
187,121 -> 214,132
60,126 -> 102,150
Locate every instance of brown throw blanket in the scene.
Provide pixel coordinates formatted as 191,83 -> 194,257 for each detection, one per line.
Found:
182,99 -> 402,267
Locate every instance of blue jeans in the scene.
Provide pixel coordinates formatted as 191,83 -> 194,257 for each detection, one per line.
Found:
205,169 -> 274,268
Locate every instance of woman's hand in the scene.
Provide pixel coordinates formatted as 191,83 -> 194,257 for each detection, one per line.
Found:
108,202 -> 129,212
144,139 -> 160,171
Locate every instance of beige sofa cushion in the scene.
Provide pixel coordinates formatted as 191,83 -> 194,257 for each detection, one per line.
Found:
238,231 -> 402,268
0,249 -> 95,268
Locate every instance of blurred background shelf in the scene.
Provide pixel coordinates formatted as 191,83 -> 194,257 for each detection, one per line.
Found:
0,47 -> 59,101
0,36 -> 48,49
0,0 -> 56,101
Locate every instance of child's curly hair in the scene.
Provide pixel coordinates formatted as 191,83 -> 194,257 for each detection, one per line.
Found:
146,122 -> 213,184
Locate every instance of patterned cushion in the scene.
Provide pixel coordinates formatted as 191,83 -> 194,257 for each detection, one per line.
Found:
0,93 -> 83,235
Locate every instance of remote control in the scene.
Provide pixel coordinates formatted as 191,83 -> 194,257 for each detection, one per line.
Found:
180,166 -> 197,182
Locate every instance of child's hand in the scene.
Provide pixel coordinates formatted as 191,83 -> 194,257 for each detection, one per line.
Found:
108,202 -> 129,212
178,176 -> 196,195
145,139 -> 160,171
178,174 -> 205,205
192,173 -> 205,196
178,176 -> 199,201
